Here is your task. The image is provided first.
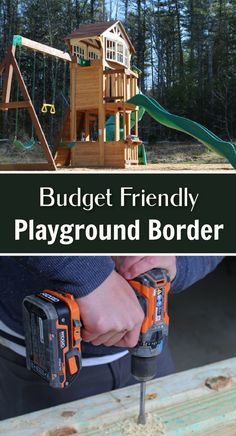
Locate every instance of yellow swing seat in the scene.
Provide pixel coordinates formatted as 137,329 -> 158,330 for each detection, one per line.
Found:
41,103 -> 56,114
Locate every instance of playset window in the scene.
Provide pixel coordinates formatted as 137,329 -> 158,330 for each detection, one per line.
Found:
106,39 -> 129,66
117,43 -> 124,63
89,51 -> 99,60
73,45 -> 85,60
106,40 -> 116,61
124,47 -> 129,67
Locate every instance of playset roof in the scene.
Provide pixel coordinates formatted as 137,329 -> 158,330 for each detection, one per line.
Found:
65,21 -> 135,53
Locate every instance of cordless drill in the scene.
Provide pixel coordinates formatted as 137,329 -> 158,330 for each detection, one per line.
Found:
128,268 -> 171,424
22,267 -> 170,423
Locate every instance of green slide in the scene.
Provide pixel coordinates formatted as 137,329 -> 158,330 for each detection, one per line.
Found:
128,93 -> 236,169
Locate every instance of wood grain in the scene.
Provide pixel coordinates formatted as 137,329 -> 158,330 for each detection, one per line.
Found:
1,358 -> 236,435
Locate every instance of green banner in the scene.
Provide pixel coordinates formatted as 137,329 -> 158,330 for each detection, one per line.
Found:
0,174 -> 234,253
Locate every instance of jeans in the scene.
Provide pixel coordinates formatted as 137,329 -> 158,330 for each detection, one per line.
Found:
0,343 -> 174,420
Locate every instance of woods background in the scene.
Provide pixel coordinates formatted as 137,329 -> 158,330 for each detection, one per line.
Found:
0,0 -> 236,143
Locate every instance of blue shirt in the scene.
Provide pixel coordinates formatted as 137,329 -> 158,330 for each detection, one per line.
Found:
0,256 -> 223,357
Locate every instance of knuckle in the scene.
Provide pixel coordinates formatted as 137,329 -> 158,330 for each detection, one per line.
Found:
113,322 -> 123,332
114,322 -> 124,333
125,320 -> 135,331
95,318 -> 107,335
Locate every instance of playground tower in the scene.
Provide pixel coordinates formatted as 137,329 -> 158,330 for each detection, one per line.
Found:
56,21 -> 140,168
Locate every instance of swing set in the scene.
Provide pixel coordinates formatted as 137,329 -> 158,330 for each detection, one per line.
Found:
0,35 -> 72,170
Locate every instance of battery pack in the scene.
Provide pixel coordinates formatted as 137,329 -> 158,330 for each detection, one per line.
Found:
22,290 -> 82,388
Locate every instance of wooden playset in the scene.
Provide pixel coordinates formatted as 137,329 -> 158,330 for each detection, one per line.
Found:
0,21 -> 143,170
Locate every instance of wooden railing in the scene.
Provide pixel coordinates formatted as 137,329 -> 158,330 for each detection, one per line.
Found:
104,69 -> 138,102
124,142 -> 139,164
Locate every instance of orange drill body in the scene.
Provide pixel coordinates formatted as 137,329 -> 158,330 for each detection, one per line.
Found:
129,268 -> 171,379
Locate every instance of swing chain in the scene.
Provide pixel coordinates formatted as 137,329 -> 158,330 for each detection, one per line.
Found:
14,47 -> 22,140
31,50 -> 36,139
41,55 -> 58,114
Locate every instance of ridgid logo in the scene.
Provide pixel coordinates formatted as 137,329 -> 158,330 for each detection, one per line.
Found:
59,330 -> 66,349
40,292 -> 60,303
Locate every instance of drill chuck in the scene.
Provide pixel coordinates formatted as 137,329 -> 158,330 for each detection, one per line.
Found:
131,355 -> 158,382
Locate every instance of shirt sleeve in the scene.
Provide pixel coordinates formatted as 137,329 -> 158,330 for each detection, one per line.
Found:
171,256 -> 224,293
13,256 -> 115,298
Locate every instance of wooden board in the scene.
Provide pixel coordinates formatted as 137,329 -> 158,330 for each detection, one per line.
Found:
71,141 -> 100,167
76,67 -> 100,110
105,102 -> 137,112
0,163 -> 56,171
104,141 -> 125,168
18,36 -> 72,62
71,141 -> 125,168
1,358 -> 236,435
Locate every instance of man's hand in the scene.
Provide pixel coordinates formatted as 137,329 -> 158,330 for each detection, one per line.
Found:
113,256 -> 177,281
78,270 -> 144,348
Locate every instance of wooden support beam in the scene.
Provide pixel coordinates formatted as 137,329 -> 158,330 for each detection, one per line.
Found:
126,76 -> 130,100
0,163 -> 56,171
105,102 -> 136,112
2,358 -> 236,434
134,75 -> 138,95
123,105 -> 127,140
15,36 -> 72,62
115,112 -> 120,141
1,45 -> 16,107
84,111 -> 90,141
98,66 -> 105,165
98,106 -> 105,164
0,100 -> 31,110
123,73 -> 127,102
70,63 -> 77,141
134,110 -> 139,136
127,112 -> 131,136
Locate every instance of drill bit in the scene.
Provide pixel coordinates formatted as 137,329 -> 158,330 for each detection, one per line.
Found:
137,381 -> 146,425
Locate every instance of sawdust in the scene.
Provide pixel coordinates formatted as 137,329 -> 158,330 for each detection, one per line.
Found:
101,413 -> 166,435
205,375 -> 232,391
47,427 -> 78,436
60,411 -> 76,418
145,393 -> 158,400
